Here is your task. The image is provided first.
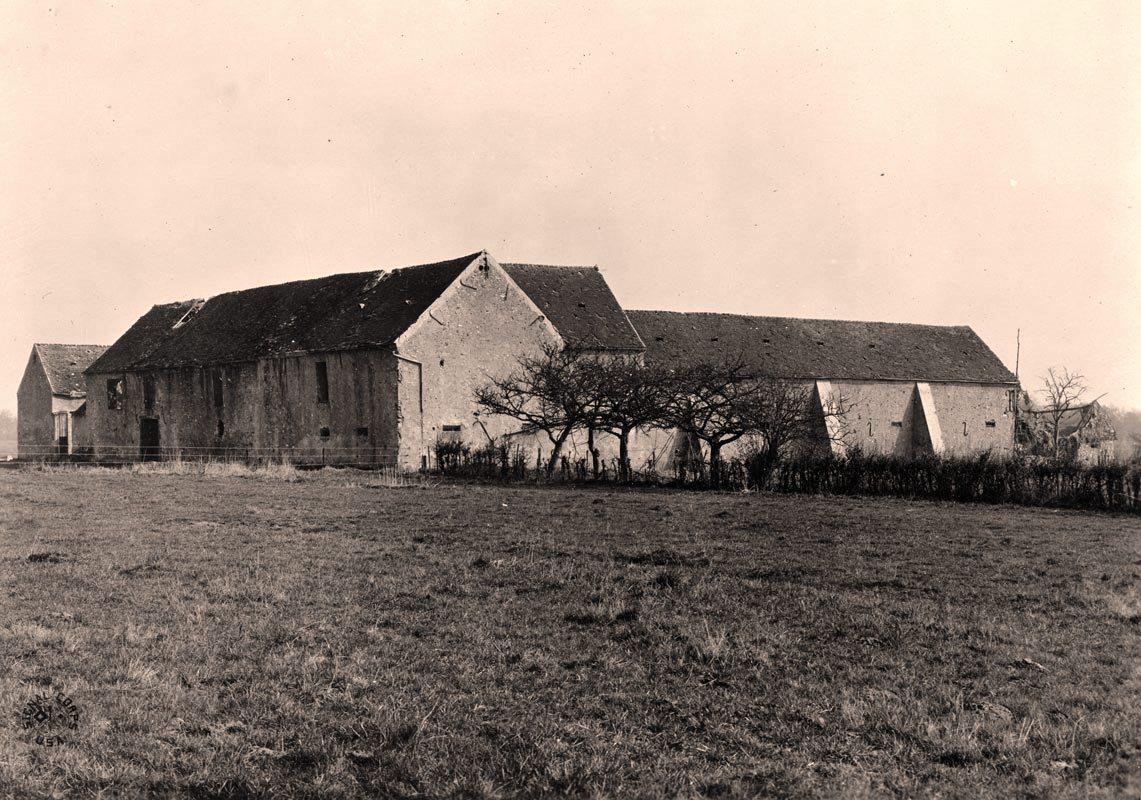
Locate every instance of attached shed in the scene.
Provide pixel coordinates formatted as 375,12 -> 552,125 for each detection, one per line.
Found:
17,343 -> 108,458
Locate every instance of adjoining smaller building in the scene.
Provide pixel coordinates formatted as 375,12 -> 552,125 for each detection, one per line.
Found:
17,343 -> 109,458
1016,395 -> 1118,464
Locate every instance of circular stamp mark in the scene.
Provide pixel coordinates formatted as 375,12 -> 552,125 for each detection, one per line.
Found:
18,692 -> 80,746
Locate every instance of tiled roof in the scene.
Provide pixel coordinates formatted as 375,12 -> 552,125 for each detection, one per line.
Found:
88,254 -> 479,372
503,264 -> 643,351
33,344 -> 109,396
626,310 -> 1018,384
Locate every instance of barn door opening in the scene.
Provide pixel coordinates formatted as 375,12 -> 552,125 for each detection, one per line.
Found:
139,417 -> 161,462
54,413 -> 69,455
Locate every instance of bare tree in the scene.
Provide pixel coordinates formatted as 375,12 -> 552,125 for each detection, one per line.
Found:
744,379 -> 855,485
660,359 -> 770,486
475,343 -> 599,476
590,356 -> 672,481
1039,367 -> 1088,459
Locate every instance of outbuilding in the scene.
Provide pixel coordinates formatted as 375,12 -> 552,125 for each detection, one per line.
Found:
17,343 -> 109,458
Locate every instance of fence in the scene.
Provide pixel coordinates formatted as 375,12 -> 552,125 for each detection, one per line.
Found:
10,438 -> 1138,512
8,443 -> 400,469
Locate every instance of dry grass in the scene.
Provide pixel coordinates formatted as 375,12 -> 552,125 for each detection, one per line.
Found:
0,468 -> 1137,798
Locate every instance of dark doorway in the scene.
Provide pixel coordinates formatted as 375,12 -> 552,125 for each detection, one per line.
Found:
139,417 -> 161,461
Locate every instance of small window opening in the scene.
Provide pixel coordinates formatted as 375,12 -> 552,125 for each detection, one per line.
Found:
890,420 -> 902,428
442,424 -> 462,432
319,426 -> 331,440
985,419 -> 997,428
211,370 -> 224,411
143,374 -> 156,412
355,427 -> 369,438
654,335 -> 665,342
868,343 -> 876,349
439,359 -> 445,367
216,419 -> 224,437
315,361 -> 329,404
1007,389 -> 1018,413
817,341 -> 825,346
107,378 -> 124,410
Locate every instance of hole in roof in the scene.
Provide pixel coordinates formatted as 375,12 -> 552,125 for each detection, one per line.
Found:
172,300 -> 206,329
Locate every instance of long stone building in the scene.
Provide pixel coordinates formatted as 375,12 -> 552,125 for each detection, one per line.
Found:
84,250 -> 1019,468
84,252 -> 641,466
624,311 -> 1019,466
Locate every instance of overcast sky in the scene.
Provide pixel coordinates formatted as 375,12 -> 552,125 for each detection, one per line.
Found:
2,1 -> 1138,410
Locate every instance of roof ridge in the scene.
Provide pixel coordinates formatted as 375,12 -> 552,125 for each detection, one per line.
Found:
174,252 -> 486,306
34,342 -> 110,348
626,309 -> 973,330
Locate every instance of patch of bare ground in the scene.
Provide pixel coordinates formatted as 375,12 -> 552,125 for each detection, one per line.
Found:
0,467 -> 1137,797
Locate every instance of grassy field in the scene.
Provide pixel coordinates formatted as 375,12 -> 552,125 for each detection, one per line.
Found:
0,466 -> 1138,798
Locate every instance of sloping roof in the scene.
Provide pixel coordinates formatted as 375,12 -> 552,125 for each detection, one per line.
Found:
502,263 -> 643,351
33,344 -> 109,396
88,254 -> 479,372
1025,401 -> 1113,439
626,310 -> 1018,384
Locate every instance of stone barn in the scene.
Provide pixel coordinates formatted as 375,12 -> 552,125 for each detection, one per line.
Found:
621,311 -> 1020,470
17,343 -> 109,458
84,251 -> 641,467
84,248 -> 1020,470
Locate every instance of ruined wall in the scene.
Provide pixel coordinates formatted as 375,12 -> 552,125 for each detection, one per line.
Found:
86,349 -> 400,464
16,351 -> 53,457
394,258 -> 562,470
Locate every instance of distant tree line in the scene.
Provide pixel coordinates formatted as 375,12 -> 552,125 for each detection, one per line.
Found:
0,409 -> 15,441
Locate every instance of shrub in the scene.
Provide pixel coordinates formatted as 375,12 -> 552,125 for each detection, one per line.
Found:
766,451 -> 1138,512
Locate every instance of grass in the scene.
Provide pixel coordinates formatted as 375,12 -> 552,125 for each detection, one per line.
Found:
0,468 -> 1137,798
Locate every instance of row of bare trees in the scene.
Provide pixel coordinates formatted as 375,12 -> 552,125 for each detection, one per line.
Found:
474,343 -> 851,484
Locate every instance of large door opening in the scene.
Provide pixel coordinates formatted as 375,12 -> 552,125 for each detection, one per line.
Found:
139,417 -> 161,461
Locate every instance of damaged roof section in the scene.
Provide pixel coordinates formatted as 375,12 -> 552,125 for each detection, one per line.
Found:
88,254 -> 480,372
626,310 -> 1018,384
503,263 -> 644,351
34,344 -> 109,396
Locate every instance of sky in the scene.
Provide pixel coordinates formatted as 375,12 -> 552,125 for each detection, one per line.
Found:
2,1 -> 1138,410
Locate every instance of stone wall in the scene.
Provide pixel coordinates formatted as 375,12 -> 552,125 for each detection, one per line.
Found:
16,350 -> 53,457
86,350 -> 400,464
394,256 -> 561,470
